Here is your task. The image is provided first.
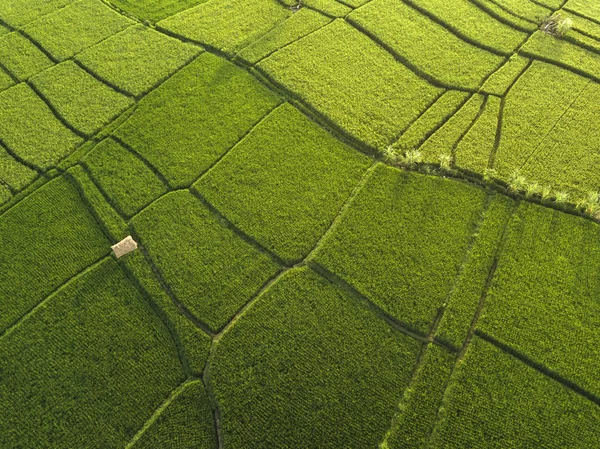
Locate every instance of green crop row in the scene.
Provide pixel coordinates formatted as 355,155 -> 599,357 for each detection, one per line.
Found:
119,250 -> 212,376
82,137 -> 167,217
0,142 -> 38,191
435,194 -> 515,349
30,61 -> 134,136
258,19 -> 441,150
193,102 -> 371,264
408,0 -> 527,54
565,0 -> 600,21
0,83 -> 83,169
383,344 -> 456,449
429,336 -> 600,448
0,183 -> 11,205
129,380 -> 216,449
76,24 -> 200,97
211,266 -> 422,449
0,67 -> 13,92
0,257 -> 185,448
22,0 -> 133,61
131,190 -> 281,332
99,0 -> 207,23
157,0 -> 291,55
0,32 -> 53,81
480,54 -> 530,96
478,201 -> 600,397
114,51 -> 281,187
236,7 -> 332,65
313,164 -> 487,334
348,0 -> 504,90
0,176 -> 110,333
488,0 -> 551,22
299,0 -> 351,17
469,0 -> 537,31
0,0 -> 75,27
569,10 -> 600,40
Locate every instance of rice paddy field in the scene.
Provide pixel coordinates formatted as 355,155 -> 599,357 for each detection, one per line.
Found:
1,0 -> 600,447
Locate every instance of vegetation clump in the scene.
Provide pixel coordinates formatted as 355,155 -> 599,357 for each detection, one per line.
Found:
540,13 -> 573,37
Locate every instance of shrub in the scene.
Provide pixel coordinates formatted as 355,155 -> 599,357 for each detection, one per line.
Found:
540,13 -> 573,38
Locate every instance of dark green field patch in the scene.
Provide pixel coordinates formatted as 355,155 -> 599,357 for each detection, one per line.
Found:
193,102 -> 372,264
22,0 -> 133,61
131,190 -> 280,332
30,61 -> 134,136
0,83 -> 83,169
211,266 -> 422,449
76,24 -> 200,96
0,257 -> 184,448
82,138 -> 167,217
313,164 -> 486,334
258,19 -> 441,150
0,68 -> 14,92
129,380 -> 216,449
0,184 -> 10,205
0,143 -> 38,191
114,52 -> 281,187
0,176 -> 110,333
429,336 -> 600,448
0,32 -> 53,81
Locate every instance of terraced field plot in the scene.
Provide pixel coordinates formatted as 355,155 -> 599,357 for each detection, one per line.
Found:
1,0 -> 600,447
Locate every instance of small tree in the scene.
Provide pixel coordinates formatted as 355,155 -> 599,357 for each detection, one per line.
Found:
540,13 -> 573,37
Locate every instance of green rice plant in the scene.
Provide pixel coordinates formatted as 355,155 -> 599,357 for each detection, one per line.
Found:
348,0 -> 504,89
0,0 -> 74,27
30,61 -> 134,136
193,102 -> 371,264
540,13 -> 574,37
297,0 -> 351,16
82,138 -> 167,217
258,19 -> 441,150
128,380 -> 216,449
0,183 -> 11,205
114,52 -> 281,187
582,191 -> 600,215
157,0 -> 291,55
76,24 -> 200,96
479,202 -> 600,398
469,0 -> 537,32
0,32 -> 53,81
507,170 -> 527,193
0,83 -> 83,169
313,164 -> 487,333
236,8 -> 332,65
565,0 -> 600,22
0,175 -> 110,333
539,185 -> 552,202
211,266 -> 422,449
486,0 -> 552,22
384,145 -> 399,163
0,68 -> 14,92
553,190 -> 569,204
480,55 -> 530,97
0,257 -> 185,448
22,0 -> 133,61
0,143 -> 38,191
430,336 -> 600,448
524,181 -> 542,198
439,153 -> 452,171
399,149 -> 423,168
131,190 -> 280,332
483,167 -> 497,181
107,0 -> 208,23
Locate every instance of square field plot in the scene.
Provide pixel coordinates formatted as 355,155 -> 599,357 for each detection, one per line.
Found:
82,137 -> 167,217
114,52 -> 281,188
258,19 -> 441,150
131,191 -> 281,332
313,164 -> 487,334
211,267 -> 422,449
193,102 -> 372,265
0,32 -> 53,81
76,24 -> 200,97
22,0 -> 133,61
30,61 -> 134,136
0,83 -> 83,169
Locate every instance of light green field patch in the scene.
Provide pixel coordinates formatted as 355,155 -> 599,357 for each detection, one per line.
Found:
76,24 -> 200,96
490,0 -> 551,21
480,55 -> 530,96
469,0 -> 537,31
302,0 -> 351,16
259,19 -> 441,150
429,336 -> 600,448
157,0 -> 291,55
569,9 -> 600,39
82,138 -> 167,217
0,32 -> 53,81
211,266 -> 422,449
349,0 -> 504,89
0,67 -> 14,92
565,0 -> 600,22
479,202 -> 600,398
418,94 -> 485,163
30,61 -> 134,136
394,90 -> 470,152
455,95 -> 500,174
314,165 -> 487,334
194,102 -> 371,264
236,8 -> 332,64
131,190 -> 280,332
0,0 -> 75,27
0,144 -> 38,191
109,0 -> 209,23
114,52 -> 281,188
409,0 -> 527,54
0,83 -> 83,169
129,380 -> 216,449
22,0 -> 133,61
0,257 -> 184,449
0,176 -> 110,334
494,61 -> 589,178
